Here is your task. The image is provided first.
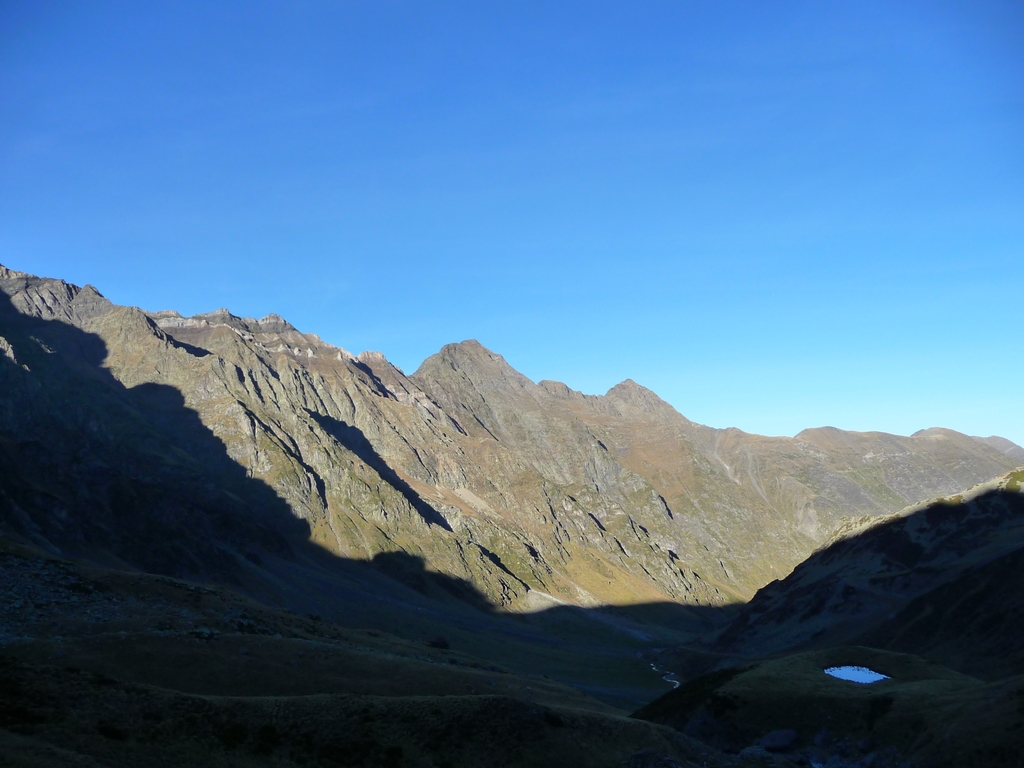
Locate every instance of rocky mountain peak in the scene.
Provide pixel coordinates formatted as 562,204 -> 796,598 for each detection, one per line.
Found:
0,264 -> 32,280
356,350 -> 389,365
190,308 -> 242,328
438,339 -> 498,363
605,379 -> 677,416
537,379 -> 585,402
441,340 -> 498,360
0,267 -> 113,324
162,308 -> 301,337
415,340 -> 533,390
255,313 -> 296,333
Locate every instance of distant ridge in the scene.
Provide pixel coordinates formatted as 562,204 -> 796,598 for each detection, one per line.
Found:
972,434 -> 1024,462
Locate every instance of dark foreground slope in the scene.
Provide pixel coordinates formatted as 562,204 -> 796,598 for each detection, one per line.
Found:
0,536 -> 730,768
634,647 -> 1024,768
635,470 -> 1024,767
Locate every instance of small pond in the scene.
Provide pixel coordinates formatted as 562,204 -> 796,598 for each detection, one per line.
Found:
824,665 -> 890,683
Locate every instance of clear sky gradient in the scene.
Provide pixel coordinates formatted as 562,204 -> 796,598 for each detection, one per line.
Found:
2,2 -> 1022,445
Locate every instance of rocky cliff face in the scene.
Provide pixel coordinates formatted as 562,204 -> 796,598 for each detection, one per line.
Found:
0,264 -> 1019,618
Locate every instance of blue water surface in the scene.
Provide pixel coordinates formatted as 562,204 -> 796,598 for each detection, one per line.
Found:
824,665 -> 890,683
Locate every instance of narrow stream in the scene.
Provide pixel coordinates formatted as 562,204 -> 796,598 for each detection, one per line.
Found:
649,662 -> 680,689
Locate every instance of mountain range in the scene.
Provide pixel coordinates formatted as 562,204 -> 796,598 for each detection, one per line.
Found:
0,263 -> 1018,614
0,262 -> 1021,767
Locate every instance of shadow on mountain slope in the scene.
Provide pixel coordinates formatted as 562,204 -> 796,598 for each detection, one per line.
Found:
306,411 -> 453,531
0,294 -> 303,583
129,381 -> 310,540
640,473 -> 1024,698
0,290 -> 718,710
365,549 -> 732,651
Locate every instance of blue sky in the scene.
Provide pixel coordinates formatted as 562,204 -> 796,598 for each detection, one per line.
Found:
2,1 -> 1022,445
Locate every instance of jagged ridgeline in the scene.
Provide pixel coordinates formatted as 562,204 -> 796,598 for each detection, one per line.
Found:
0,264 -> 1019,615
